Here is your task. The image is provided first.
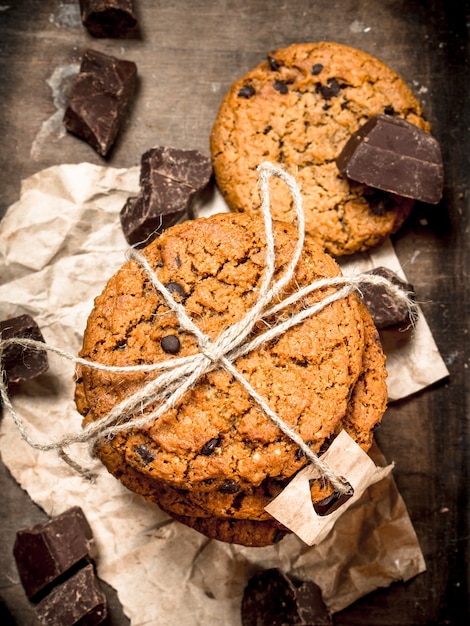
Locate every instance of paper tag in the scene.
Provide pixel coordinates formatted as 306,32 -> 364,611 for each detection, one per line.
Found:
265,430 -> 394,545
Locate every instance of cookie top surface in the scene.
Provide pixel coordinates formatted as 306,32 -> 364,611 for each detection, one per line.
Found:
76,211 -> 367,492
210,41 -> 429,256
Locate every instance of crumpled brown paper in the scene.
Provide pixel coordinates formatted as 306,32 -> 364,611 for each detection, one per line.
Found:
0,164 -> 444,624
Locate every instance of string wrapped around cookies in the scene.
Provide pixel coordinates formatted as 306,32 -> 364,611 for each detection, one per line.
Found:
0,163 -> 415,517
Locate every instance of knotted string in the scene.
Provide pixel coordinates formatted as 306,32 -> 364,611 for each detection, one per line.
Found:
0,162 -> 415,491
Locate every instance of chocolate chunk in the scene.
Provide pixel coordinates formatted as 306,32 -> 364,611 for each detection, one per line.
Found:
238,84 -> 256,98
160,334 -> 181,354
360,267 -> 417,330
336,114 -> 444,204
13,507 -> 94,600
134,444 -> 155,465
312,489 -> 353,516
0,314 -> 48,384
63,49 -> 137,157
120,146 -> 212,247
273,80 -> 288,94
363,188 -> 397,216
164,281 -> 186,298
241,568 -> 332,626
316,77 -> 343,99
79,0 -> 138,38
267,55 -> 280,71
219,479 -> 240,494
311,63 -> 323,75
34,564 -> 107,626
200,437 -> 221,456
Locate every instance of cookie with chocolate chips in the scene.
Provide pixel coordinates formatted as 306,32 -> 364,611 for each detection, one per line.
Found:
75,211 -> 388,545
76,212 -> 367,489
211,41 -> 430,256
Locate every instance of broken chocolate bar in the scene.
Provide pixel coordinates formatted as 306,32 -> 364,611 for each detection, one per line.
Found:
34,564 -> 107,626
360,266 -> 417,330
241,568 -> 332,626
0,314 -> 48,384
79,0 -> 138,38
63,49 -> 137,157
336,114 -> 444,204
120,146 -> 213,247
13,507 -> 94,600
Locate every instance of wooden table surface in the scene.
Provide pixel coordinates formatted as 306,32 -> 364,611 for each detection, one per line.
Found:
1,1 -> 469,624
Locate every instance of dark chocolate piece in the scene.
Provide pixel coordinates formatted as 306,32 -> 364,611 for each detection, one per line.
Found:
312,489 -> 353,516
238,84 -> 256,98
267,55 -> 280,71
273,80 -> 288,94
0,314 -> 48,384
160,334 -> 181,354
120,146 -> 213,248
63,49 -> 137,157
200,436 -> 221,456
79,0 -> 138,38
13,507 -> 94,600
336,113 -> 444,204
241,568 -> 332,626
360,266 -> 417,330
316,77 -> 343,99
34,564 -> 107,626
164,281 -> 186,298
218,479 -> 240,494
134,444 -> 156,465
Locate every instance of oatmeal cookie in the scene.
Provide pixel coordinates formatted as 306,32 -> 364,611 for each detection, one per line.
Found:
210,41 -> 429,256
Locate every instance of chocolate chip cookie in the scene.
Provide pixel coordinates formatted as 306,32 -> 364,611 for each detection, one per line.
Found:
210,41 -> 429,256
75,210 -> 388,545
76,211 -> 367,493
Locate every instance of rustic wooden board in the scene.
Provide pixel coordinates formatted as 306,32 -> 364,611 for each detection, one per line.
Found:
1,1 -> 469,624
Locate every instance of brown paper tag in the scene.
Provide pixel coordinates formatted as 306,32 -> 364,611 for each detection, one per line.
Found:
265,430 -> 394,545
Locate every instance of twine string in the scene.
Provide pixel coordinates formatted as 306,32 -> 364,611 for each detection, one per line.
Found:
0,162 -> 416,492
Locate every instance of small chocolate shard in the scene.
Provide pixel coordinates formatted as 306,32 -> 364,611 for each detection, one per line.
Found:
238,84 -> 256,98
0,314 -> 48,384
79,0 -> 138,38
273,80 -> 288,94
63,49 -> 137,157
164,281 -> 186,298
360,267 -> 417,330
337,114 -> 444,204
13,507 -> 94,600
312,489 -> 353,516
134,444 -> 155,465
34,564 -> 107,626
200,437 -> 221,456
241,568 -> 332,626
120,146 -> 213,247
218,479 -> 240,494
